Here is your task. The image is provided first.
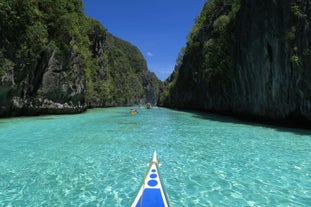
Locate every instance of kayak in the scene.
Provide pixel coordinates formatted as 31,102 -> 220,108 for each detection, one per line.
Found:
131,151 -> 170,207
130,109 -> 137,115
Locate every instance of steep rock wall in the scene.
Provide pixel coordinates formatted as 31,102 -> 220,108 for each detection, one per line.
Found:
160,0 -> 311,126
0,43 -> 87,117
86,20 -> 161,107
159,2 -> 235,112
0,1 -> 161,117
233,0 -> 311,121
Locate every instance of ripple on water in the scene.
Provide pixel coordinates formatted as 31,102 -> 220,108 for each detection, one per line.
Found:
0,107 -> 310,206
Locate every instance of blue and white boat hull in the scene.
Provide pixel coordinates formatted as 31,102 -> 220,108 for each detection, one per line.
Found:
131,151 -> 169,207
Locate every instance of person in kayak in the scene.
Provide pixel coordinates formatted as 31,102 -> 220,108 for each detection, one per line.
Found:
130,109 -> 137,115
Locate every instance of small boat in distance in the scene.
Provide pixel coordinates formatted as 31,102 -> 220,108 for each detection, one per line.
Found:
131,109 -> 137,115
131,151 -> 170,207
146,103 -> 152,109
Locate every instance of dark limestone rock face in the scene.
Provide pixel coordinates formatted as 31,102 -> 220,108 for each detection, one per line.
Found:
87,22 -> 108,82
141,71 -> 161,105
158,2 -> 234,112
159,0 -> 311,126
38,46 -> 87,113
0,45 -> 87,117
233,0 -> 311,122
0,4 -> 161,117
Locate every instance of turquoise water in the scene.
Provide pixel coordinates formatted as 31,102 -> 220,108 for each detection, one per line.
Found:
0,107 -> 310,206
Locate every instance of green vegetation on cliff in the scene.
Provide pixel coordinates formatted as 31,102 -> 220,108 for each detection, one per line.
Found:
85,19 -> 161,107
160,0 -> 311,125
160,0 -> 240,109
0,0 -> 160,116
0,0 -> 89,114
0,0 -> 87,66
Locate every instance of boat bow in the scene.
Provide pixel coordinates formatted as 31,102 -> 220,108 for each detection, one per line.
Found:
131,151 -> 169,207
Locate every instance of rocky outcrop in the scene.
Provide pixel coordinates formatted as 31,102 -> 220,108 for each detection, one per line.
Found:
0,43 -> 87,117
159,0 -> 311,127
141,71 -> 161,105
87,20 -> 108,82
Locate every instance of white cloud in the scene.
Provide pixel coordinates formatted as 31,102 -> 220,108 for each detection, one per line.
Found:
147,52 -> 154,57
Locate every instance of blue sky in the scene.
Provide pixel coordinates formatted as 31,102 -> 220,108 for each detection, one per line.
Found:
83,0 -> 206,81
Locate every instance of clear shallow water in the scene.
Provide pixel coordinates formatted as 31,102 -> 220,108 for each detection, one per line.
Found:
0,107 -> 310,206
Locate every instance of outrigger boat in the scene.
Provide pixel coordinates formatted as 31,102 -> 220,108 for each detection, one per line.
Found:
131,151 -> 170,207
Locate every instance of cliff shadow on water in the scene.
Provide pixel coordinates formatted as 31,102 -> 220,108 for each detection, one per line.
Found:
188,109 -> 311,135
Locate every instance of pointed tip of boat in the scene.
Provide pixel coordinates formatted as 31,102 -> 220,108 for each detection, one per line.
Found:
152,150 -> 157,164
131,151 -> 169,207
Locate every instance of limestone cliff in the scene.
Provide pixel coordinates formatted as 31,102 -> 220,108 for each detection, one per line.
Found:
0,47 -> 87,116
0,1 -> 161,117
0,1 -> 88,116
86,19 -> 161,107
159,0 -> 311,126
233,0 -> 311,123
